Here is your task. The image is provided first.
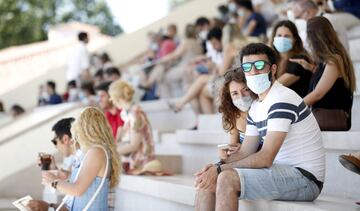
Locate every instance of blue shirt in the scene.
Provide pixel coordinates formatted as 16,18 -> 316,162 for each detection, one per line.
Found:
48,94 -> 62,105
246,12 -> 267,37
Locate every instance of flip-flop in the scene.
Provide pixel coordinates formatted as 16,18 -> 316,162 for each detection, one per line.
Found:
338,154 -> 360,175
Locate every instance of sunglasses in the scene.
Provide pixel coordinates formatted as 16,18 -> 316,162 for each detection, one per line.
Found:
241,60 -> 272,73
51,138 -> 57,146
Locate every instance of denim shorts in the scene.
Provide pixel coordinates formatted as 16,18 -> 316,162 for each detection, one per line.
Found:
235,164 -> 321,201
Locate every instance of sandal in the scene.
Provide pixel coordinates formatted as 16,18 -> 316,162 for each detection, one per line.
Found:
338,154 -> 360,175
167,101 -> 181,113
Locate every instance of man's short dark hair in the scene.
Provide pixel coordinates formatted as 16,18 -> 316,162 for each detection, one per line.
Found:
105,67 -> 121,77
80,81 -> 95,95
94,69 -> 104,78
207,27 -> 222,41
0,101 -> 4,112
235,0 -> 254,11
95,81 -> 112,93
240,43 -> 280,66
47,81 -> 56,90
195,17 -> 210,27
78,32 -> 88,42
52,117 -> 75,138
68,80 -> 77,88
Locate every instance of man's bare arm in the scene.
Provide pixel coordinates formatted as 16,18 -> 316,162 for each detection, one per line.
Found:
222,131 -> 287,170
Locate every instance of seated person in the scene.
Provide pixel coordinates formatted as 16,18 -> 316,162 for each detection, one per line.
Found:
95,81 -> 125,141
195,43 -> 325,211
27,117 -> 84,211
270,20 -> 312,98
290,17 -> 356,130
104,67 -> 121,82
45,81 -> 62,105
79,81 -> 97,106
218,70 -> 259,161
10,104 -> 25,118
41,107 -> 120,211
109,80 -> 156,174
235,0 -> 267,37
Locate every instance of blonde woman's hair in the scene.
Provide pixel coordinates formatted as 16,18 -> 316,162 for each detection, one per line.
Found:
109,79 -> 135,103
71,107 -> 120,188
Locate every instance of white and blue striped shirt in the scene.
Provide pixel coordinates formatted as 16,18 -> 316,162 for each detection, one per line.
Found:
245,81 -> 325,181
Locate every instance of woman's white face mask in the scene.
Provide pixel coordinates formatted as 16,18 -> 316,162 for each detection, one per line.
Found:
232,96 -> 253,112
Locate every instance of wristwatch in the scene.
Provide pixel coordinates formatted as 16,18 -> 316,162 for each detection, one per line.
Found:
215,162 -> 222,175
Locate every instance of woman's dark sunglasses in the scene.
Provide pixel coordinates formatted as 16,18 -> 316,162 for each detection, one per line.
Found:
241,60 -> 272,73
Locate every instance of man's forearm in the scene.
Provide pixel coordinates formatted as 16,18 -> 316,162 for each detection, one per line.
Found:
222,151 -> 272,171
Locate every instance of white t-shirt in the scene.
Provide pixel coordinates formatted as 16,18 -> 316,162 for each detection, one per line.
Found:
206,41 -> 223,67
296,12 -> 349,52
61,149 -> 84,171
67,42 -> 90,81
251,0 -> 278,24
245,81 -> 325,181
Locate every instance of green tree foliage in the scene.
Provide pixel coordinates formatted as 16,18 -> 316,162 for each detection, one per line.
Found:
0,0 -> 122,49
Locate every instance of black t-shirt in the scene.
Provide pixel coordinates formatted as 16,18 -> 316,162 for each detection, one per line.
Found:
286,55 -> 312,98
309,62 -> 353,111
286,61 -> 312,98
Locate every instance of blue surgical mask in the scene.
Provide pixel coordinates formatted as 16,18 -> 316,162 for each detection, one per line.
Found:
228,2 -> 237,13
245,73 -> 271,94
273,37 -> 293,53
237,9 -> 245,17
232,96 -> 253,111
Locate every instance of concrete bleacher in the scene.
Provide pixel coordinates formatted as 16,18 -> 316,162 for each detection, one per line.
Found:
1,0 -> 360,210
116,175 -> 360,211
116,110 -> 360,211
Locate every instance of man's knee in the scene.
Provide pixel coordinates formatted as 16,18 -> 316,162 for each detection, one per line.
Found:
217,170 -> 241,191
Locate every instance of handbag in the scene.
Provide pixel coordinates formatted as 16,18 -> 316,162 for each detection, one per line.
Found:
312,108 -> 350,131
56,145 -> 109,211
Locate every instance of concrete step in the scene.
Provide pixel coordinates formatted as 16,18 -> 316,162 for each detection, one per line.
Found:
168,130 -> 360,197
0,198 -> 17,211
0,106 -> 84,199
155,154 -> 182,175
197,114 -> 223,131
116,175 -> 360,211
351,95 -> 360,131
139,99 -> 196,132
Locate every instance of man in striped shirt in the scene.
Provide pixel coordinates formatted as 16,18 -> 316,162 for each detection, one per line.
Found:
195,43 -> 325,211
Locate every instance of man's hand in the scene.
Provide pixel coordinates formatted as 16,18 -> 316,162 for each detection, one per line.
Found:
227,143 -> 241,155
37,154 -> 57,170
195,165 -> 218,191
194,164 -> 213,177
27,200 -> 49,211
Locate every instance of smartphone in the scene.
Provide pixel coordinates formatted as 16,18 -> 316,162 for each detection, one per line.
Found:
217,144 -> 230,150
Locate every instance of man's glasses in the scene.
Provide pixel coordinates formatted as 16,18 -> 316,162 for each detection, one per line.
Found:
51,138 -> 57,146
241,60 -> 272,73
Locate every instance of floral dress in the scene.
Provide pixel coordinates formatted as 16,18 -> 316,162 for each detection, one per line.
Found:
120,105 -> 155,172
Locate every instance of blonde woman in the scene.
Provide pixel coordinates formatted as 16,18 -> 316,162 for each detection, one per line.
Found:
109,80 -> 155,174
41,107 -> 120,211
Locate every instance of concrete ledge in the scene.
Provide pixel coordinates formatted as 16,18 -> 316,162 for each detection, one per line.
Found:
117,175 -> 360,211
175,130 -> 360,150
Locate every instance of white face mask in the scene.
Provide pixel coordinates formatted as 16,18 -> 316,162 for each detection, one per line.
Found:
287,10 -> 295,22
232,96 -> 253,112
120,109 -> 129,123
327,0 -> 335,12
245,73 -> 271,94
198,30 -> 208,40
